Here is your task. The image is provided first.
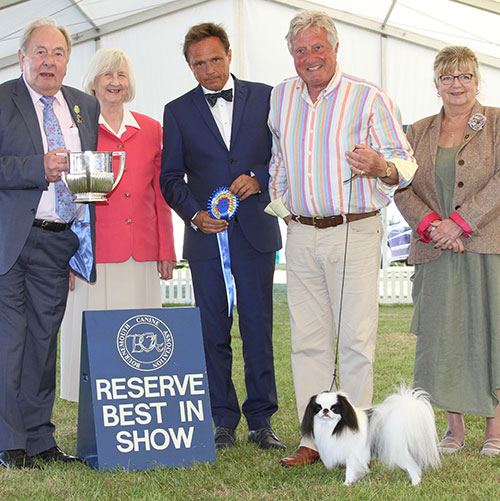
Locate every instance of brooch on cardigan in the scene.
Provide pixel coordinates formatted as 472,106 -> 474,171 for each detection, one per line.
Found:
468,113 -> 486,131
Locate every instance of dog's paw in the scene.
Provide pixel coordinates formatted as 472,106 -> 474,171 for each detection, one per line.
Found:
344,462 -> 369,485
344,471 -> 364,485
410,474 -> 421,486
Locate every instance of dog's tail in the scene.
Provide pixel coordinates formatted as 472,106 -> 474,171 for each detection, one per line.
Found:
370,385 -> 440,471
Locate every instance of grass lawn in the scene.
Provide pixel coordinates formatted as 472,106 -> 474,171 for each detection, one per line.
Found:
1,284 -> 498,500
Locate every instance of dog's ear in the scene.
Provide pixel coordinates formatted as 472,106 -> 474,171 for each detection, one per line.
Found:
301,395 -> 319,438
333,394 -> 359,434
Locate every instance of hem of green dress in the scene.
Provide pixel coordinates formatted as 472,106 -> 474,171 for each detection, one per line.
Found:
424,395 -> 498,418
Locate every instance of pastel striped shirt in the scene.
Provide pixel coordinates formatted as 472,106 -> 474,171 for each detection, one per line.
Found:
267,65 -> 417,217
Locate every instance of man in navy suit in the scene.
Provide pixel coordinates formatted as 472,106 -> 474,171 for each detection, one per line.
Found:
161,23 -> 283,450
0,17 -> 99,468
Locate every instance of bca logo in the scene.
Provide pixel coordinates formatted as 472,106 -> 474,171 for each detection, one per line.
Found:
117,315 -> 174,371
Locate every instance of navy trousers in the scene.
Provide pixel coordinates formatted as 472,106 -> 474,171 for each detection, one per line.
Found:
189,221 -> 278,431
0,225 -> 79,454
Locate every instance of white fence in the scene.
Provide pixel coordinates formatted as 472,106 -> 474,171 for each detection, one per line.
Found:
378,266 -> 414,304
160,267 -> 195,305
161,265 -> 414,306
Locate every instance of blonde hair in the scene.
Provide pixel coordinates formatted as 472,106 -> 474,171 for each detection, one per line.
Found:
286,10 -> 338,53
83,48 -> 136,102
433,46 -> 480,87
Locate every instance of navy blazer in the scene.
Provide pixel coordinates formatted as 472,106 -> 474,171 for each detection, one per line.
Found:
0,76 -> 99,279
160,76 -> 281,260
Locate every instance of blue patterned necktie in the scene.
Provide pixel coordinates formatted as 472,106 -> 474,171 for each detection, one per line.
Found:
40,95 -> 78,222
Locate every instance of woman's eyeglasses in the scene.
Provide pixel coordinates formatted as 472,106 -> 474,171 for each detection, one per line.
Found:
438,73 -> 474,85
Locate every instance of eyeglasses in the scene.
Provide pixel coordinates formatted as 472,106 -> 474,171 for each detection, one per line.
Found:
438,73 -> 474,85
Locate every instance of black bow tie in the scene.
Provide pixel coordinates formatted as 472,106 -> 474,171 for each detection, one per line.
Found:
205,89 -> 233,107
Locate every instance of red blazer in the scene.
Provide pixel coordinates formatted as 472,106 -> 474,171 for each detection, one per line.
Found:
95,111 -> 176,263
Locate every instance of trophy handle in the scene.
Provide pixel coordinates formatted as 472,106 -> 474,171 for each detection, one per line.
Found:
57,152 -> 70,188
111,151 -> 126,191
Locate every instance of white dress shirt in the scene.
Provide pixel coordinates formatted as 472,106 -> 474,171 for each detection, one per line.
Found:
201,75 -> 234,149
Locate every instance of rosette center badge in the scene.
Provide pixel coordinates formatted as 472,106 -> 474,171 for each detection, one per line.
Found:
208,188 -> 239,220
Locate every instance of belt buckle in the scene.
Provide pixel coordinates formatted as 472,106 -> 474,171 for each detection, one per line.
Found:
312,216 -> 324,228
40,220 -> 51,229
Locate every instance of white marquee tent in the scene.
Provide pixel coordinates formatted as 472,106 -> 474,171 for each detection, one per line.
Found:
1,0 -> 499,278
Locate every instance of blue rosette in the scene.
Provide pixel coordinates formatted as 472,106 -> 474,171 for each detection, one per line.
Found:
207,187 -> 239,221
207,187 -> 239,316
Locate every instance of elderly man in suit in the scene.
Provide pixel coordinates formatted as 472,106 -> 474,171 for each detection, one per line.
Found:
160,22 -> 283,450
0,17 -> 99,468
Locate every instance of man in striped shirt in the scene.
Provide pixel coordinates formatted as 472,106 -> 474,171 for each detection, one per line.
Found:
266,10 -> 418,467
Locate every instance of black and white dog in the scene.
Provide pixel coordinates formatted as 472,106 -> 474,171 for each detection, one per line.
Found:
301,387 -> 440,485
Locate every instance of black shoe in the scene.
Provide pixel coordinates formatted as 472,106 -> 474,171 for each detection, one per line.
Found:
214,427 -> 236,449
0,449 -> 35,469
248,427 -> 286,450
34,446 -> 82,463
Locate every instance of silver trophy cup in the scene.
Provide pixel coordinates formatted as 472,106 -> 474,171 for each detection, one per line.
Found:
62,151 -> 126,202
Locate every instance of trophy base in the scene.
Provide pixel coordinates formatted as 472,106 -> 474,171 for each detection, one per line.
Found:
73,193 -> 109,202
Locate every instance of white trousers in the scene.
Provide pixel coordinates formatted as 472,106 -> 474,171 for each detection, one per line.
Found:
285,216 -> 382,450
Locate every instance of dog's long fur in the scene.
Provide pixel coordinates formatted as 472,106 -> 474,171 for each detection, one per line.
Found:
301,387 -> 440,485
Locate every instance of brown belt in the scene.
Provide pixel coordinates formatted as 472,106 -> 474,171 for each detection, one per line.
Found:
290,210 -> 379,229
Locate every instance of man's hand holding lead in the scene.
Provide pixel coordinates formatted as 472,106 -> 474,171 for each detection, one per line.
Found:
345,144 -> 399,184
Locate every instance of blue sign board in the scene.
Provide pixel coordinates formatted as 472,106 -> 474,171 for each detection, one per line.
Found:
76,307 -> 216,471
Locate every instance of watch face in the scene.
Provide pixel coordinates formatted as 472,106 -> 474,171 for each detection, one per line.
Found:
385,164 -> 392,177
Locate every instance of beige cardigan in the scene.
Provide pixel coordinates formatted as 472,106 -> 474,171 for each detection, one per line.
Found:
395,101 -> 500,265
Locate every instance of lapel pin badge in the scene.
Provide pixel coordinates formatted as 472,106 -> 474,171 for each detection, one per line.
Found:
73,105 -> 84,123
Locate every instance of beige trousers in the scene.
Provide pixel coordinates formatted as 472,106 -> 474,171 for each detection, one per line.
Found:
285,216 -> 382,450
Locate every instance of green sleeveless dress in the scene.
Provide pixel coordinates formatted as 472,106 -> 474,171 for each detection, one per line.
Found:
411,145 -> 500,417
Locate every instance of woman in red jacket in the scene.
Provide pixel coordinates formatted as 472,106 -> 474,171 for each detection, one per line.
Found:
60,48 -> 176,402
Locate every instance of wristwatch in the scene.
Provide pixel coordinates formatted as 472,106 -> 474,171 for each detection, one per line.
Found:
381,161 -> 394,179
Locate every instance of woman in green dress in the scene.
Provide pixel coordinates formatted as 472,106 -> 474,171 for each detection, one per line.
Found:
395,46 -> 500,456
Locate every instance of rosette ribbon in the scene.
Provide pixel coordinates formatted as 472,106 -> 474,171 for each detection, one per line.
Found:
207,187 -> 239,316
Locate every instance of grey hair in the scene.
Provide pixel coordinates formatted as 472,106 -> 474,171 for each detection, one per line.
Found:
286,10 -> 338,53
433,46 -> 481,88
83,47 -> 136,103
19,17 -> 72,56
